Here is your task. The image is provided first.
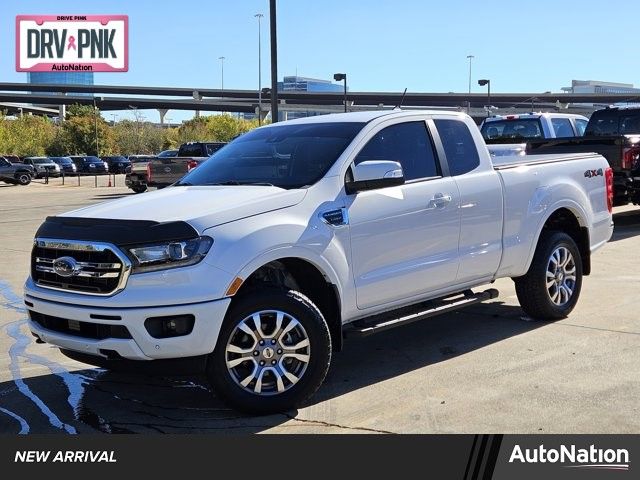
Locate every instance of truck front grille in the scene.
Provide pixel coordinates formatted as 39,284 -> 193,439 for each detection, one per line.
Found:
29,310 -> 132,340
31,238 -> 131,295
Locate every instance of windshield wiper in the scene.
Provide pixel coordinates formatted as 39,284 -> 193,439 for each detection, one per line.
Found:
174,181 -> 193,186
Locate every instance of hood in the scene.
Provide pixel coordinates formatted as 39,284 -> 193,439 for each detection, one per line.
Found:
60,185 -> 307,231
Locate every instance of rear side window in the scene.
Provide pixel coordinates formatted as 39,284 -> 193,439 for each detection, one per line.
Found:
574,119 -> 588,136
551,118 -> 574,137
354,121 -> 439,181
434,119 -> 480,176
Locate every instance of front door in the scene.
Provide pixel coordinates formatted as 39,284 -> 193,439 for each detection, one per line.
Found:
346,120 -> 461,310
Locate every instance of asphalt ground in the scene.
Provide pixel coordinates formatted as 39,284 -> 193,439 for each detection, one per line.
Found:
0,177 -> 638,433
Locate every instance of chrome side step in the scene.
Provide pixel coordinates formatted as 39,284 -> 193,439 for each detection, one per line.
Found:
344,288 -> 499,338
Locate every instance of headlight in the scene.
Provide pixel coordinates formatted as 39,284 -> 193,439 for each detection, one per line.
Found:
125,236 -> 213,273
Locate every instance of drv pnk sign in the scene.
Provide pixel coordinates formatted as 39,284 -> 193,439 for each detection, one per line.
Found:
16,15 -> 128,72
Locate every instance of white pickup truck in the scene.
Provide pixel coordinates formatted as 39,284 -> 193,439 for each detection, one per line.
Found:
25,110 -> 613,413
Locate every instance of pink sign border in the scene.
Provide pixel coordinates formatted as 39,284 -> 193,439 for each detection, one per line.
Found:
15,14 -> 129,73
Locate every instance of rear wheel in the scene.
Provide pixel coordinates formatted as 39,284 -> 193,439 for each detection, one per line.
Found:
130,184 -> 147,194
515,231 -> 583,320
207,289 -> 331,414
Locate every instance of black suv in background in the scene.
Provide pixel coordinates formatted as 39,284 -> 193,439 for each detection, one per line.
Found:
101,155 -> 131,174
70,156 -> 109,174
50,157 -> 77,174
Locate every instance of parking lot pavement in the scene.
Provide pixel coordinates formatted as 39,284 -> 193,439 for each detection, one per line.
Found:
0,183 -> 639,434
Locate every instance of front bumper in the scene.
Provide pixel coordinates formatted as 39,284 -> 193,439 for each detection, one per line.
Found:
25,294 -> 231,361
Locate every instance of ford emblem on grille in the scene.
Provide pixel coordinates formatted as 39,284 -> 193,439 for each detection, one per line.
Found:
53,256 -> 78,277
164,167 -> 171,173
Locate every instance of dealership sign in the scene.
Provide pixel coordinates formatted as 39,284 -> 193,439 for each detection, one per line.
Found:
16,15 -> 128,72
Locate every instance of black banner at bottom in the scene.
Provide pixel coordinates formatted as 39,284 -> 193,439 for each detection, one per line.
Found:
0,434 -> 635,479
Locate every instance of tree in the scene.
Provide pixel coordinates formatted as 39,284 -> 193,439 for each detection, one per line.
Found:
59,104 -> 113,155
0,114 -> 56,156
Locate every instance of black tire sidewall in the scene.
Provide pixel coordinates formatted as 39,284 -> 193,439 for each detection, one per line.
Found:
519,232 -> 583,319
207,289 -> 331,414
16,173 -> 31,185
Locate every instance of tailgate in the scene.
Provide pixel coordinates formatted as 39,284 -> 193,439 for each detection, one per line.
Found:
149,157 -> 195,185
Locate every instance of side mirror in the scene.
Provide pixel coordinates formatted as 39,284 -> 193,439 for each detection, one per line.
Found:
345,160 -> 404,194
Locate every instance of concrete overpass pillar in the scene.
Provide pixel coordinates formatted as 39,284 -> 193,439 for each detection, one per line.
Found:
158,108 -> 169,124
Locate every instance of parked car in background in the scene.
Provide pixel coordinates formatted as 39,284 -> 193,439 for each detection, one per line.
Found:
125,155 -> 156,193
50,157 -> 77,175
494,106 -> 640,206
101,155 -> 131,174
0,156 -> 33,185
157,149 -> 179,158
481,113 -> 589,142
147,141 -> 226,188
70,155 -> 109,174
23,157 -> 61,178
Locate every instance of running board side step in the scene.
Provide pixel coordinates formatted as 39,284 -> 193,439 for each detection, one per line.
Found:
344,288 -> 499,338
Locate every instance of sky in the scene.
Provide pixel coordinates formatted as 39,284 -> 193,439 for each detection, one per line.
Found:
2,0 -> 640,122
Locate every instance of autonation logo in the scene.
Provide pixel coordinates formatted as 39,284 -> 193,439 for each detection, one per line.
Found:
510,444 -> 630,471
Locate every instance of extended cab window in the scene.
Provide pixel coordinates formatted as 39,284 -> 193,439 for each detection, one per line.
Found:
620,115 -> 640,134
551,118 -> 574,137
575,118 -> 588,136
434,119 -> 480,176
354,121 -> 439,181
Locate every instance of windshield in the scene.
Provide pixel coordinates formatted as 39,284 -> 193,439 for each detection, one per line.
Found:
85,156 -> 102,163
481,118 -> 543,140
177,122 -> 365,189
31,158 -> 51,164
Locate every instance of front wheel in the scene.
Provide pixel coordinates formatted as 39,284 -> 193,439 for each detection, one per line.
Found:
207,289 -> 331,414
15,172 -> 31,185
514,231 -> 583,320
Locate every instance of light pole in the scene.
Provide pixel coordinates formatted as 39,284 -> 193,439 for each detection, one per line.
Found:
478,79 -> 491,117
255,13 -> 264,125
218,56 -> 225,97
269,0 -> 279,123
93,98 -> 99,156
334,73 -> 347,113
466,55 -> 474,94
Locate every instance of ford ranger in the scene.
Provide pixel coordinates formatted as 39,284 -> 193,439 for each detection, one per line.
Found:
24,111 -> 613,413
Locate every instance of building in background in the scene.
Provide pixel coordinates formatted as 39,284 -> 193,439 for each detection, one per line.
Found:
27,72 -> 94,97
244,75 -> 344,121
562,80 -> 640,109
562,79 -> 640,95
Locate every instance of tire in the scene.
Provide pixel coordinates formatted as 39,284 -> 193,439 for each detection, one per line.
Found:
514,231 -> 583,320
207,289 -> 332,414
130,184 -> 147,194
15,172 -> 31,185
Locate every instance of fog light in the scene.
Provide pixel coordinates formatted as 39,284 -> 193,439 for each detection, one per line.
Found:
144,315 -> 195,339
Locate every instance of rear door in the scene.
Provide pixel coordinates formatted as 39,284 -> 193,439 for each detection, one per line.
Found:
433,118 -> 503,283
347,119 -> 461,310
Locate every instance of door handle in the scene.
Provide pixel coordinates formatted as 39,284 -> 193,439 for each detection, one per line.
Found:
428,193 -> 452,209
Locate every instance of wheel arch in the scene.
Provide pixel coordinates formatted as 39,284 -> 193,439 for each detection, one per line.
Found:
527,205 -> 591,276
231,255 -> 343,352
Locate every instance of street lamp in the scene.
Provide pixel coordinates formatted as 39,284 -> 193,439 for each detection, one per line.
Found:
334,73 -> 347,113
255,13 -> 264,125
478,79 -> 491,116
466,55 -> 474,94
218,56 -> 226,97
